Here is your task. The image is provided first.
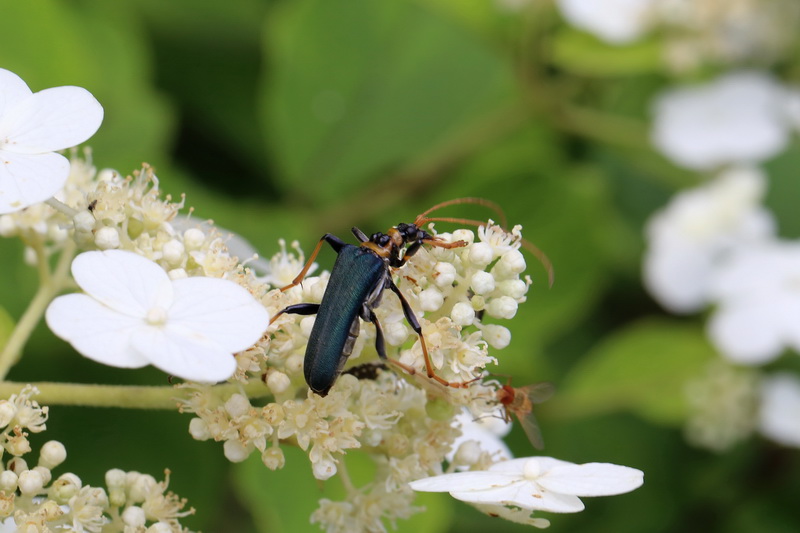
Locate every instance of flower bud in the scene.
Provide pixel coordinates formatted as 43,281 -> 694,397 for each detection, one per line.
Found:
433,262 -> 457,288
384,321 -> 409,346
39,440 -> 67,469
105,468 -> 127,489
470,271 -> 495,295
266,371 -> 291,394
147,522 -> 173,533
312,458 -> 337,480
300,316 -> 316,337
468,242 -> 494,267
183,228 -> 206,250
168,268 -> 188,280
18,469 -> 44,495
419,288 -> 443,312
496,249 -> 526,276
0,471 -> 17,492
7,457 -> 27,474
33,466 -> 52,486
73,211 -> 95,233
451,302 -> 475,326
481,324 -> 511,349
162,239 -> 185,264
486,296 -> 518,319
189,418 -> 212,441
51,473 -> 81,502
223,439 -> 251,463
497,279 -> 528,299
122,506 -> 146,528
451,229 -> 474,246
95,226 -> 120,249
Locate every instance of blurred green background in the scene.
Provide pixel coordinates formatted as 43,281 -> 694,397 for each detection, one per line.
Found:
1,0 -> 799,532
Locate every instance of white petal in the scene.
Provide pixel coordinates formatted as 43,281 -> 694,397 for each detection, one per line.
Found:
488,457 -> 573,474
759,373 -> 800,447
471,504 -> 551,528
130,325 -> 237,382
0,69 -> 32,121
0,150 -> 69,214
409,471 -> 516,492
45,294 -> 149,368
71,250 -> 173,317
0,86 -> 103,153
708,301 -> 783,365
169,277 -> 269,352
537,462 -> 644,496
450,481 -> 585,513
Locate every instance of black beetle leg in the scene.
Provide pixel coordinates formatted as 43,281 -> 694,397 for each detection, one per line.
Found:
280,234 -> 347,292
269,303 -> 320,325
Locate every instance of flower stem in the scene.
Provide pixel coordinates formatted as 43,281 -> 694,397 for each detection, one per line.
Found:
45,197 -> 78,218
0,379 -> 273,410
0,241 -> 77,379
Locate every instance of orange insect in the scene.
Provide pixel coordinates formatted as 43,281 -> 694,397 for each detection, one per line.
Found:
496,381 -> 555,450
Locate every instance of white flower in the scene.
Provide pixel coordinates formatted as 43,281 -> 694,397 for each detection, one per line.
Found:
651,72 -> 792,170
556,0 -> 658,44
707,241 -> 800,365
0,68 -> 103,214
409,457 -> 643,514
759,373 -> 800,448
448,409 -> 512,466
643,166 -> 774,313
45,250 -> 269,382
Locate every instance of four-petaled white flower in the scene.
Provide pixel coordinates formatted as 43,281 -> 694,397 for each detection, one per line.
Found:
707,241 -> 800,365
651,72 -> 792,170
0,68 -> 103,214
556,0 -> 658,45
643,166 -> 775,313
409,457 -> 643,516
46,250 -> 269,382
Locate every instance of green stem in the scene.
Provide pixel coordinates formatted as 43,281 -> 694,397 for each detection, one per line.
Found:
0,241 -> 77,379
0,379 -> 273,410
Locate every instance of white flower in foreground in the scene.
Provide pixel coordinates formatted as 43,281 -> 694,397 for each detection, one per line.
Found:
556,0 -> 657,44
0,68 -> 103,214
759,373 -> 800,448
46,250 -> 269,382
409,457 -> 643,519
708,241 -> 800,365
651,72 -> 792,170
643,166 -> 774,313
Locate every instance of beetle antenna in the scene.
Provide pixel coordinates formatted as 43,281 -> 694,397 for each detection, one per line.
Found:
414,197 -> 508,228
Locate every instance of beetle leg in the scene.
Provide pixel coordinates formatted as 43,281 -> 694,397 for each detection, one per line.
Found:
386,280 -> 474,389
365,308 -> 388,360
269,303 -> 320,324
280,234 -> 347,292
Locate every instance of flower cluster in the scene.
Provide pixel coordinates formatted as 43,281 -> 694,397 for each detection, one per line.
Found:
0,387 -> 195,532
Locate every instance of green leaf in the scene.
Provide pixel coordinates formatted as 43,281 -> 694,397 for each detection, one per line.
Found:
554,319 -> 716,425
551,28 -> 662,77
261,0 -> 517,202
0,1 -> 174,173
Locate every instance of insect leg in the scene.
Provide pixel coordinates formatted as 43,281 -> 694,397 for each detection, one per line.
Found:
386,280 -> 474,389
269,303 -> 320,325
280,234 -> 346,292
351,227 -> 369,243
365,308 -> 388,360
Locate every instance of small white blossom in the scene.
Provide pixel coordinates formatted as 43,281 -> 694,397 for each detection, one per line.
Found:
45,250 -> 269,382
0,68 -> 103,214
707,241 -> 800,364
759,373 -> 800,447
651,72 -> 793,170
409,457 -> 643,518
556,0 -> 657,44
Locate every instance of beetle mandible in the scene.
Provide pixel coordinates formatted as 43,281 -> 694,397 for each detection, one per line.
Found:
270,198 -> 551,396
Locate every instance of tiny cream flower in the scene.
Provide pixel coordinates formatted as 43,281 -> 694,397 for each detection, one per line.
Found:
46,250 -> 269,382
0,68 -> 103,214
409,457 -> 643,515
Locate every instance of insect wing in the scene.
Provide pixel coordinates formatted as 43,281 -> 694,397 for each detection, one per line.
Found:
517,410 -> 546,450
522,382 -> 555,404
